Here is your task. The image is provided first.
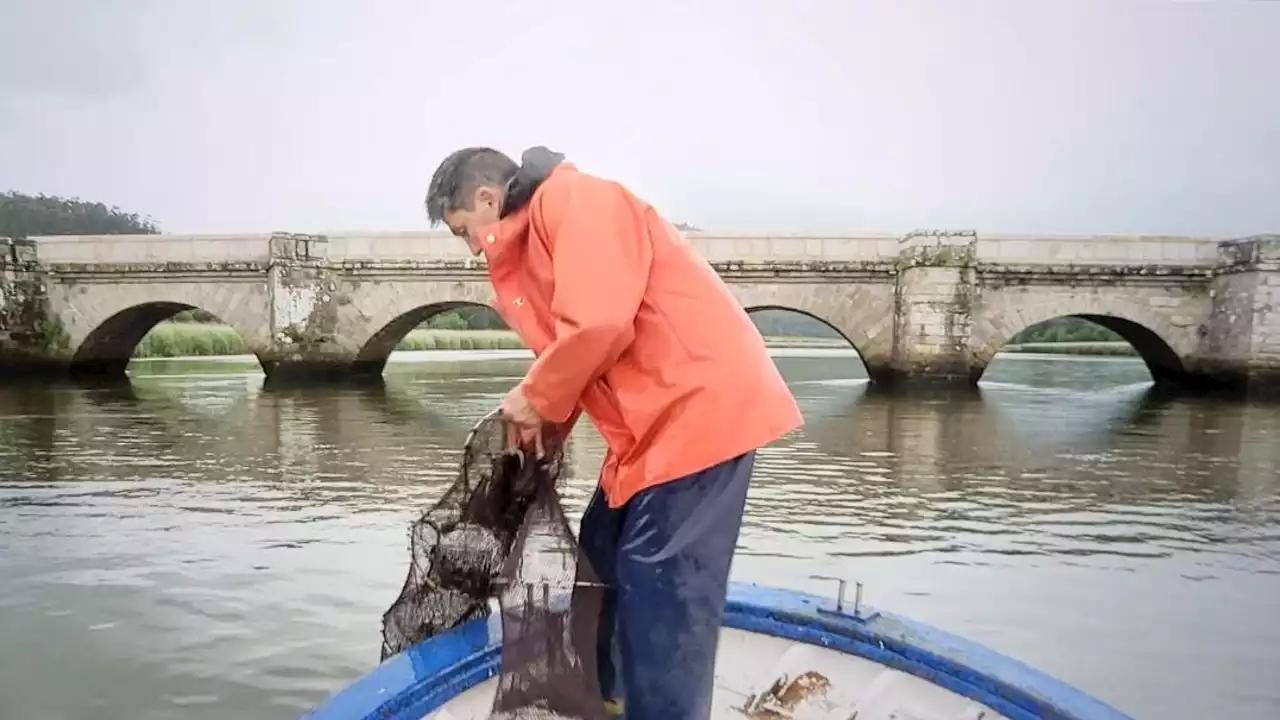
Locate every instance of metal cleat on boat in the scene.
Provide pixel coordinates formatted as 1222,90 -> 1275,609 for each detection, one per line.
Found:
810,575 -> 865,619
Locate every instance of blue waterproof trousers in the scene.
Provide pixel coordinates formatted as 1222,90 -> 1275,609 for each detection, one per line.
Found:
577,451 -> 756,720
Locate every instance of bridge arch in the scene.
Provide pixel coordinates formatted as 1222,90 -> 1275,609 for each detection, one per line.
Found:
70,298 -> 267,371
347,280 -> 497,376
354,300 -> 508,361
745,305 -> 869,370
353,301 -> 509,376
729,284 -> 895,382
972,300 -> 1193,384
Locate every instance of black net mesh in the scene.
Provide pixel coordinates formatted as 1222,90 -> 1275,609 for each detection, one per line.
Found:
380,410 -> 606,720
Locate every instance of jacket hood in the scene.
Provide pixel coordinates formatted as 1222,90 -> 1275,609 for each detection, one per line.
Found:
500,146 -> 565,219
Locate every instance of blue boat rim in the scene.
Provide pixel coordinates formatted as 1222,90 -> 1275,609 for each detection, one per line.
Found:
302,581 -> 1133,720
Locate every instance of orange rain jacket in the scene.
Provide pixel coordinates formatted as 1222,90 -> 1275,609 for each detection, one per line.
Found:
477,147 -> 803,508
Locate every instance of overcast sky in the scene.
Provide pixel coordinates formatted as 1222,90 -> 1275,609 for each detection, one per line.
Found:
1,0 -> 1276,237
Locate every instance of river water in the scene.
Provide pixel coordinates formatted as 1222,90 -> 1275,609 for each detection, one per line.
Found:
1,350 -> 1277,720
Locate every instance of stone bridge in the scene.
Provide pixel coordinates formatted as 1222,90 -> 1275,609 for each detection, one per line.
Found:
2,229 -> 1278,395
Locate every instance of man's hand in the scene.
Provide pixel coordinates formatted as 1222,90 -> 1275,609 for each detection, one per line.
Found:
500,383 -> 545,456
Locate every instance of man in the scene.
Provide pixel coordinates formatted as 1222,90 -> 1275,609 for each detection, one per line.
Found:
424,146 -> 803,719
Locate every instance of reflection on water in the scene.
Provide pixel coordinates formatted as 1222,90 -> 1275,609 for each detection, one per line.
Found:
1,351 -> 1278,720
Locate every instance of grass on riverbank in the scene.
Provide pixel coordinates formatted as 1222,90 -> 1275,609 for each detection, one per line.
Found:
131,325 -> 528,357
1001,341 -> 1137,357
131,322 -> 1137,359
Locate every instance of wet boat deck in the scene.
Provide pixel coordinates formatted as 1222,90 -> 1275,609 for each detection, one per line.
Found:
428,627 -> 1007,719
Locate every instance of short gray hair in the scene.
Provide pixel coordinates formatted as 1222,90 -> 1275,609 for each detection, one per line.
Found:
424,147 -> 519,226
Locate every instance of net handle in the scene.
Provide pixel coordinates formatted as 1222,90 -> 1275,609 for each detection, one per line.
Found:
468,406 -> 554,463
464,407 -> 506,447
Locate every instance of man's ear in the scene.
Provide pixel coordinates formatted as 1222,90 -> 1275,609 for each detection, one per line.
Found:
476,185 -> 499,209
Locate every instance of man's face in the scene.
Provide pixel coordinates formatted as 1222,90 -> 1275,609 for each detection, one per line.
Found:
442,186 -> 501,256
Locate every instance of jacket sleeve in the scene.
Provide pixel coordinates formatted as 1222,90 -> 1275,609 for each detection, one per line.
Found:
518,175 -> 652,424
545,405 -> 584,445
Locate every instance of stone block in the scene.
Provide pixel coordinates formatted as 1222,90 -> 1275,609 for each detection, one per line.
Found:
819,237 -> 852,260
769,237 -> 807,259
731,237 -> 755,259
334,235 -> 372,260
973,238 -> 1001,261
821,237 -> 894,262
105,241 -> 150,264
695,236 -> 736,262
190,240 -> 232,263
1161,241 -> 1194,263
366,234 -> 428,261
1072,242 -> 1097,261
1001,239 -> 1032,262
35,239 -> 95,264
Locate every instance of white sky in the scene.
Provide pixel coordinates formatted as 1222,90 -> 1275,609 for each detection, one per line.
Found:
1,0 -> 1276,237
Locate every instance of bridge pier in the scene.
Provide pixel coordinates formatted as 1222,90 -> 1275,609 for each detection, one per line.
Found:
1194,235 -> 1280,398
1,238 -> 72,375
887,231 -> 979,384
259,357 -> 363,387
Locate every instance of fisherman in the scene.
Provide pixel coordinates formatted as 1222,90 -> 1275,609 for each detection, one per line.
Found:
423,146 -> 804,720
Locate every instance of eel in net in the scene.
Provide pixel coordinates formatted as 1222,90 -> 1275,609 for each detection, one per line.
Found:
380,410 -> 606,720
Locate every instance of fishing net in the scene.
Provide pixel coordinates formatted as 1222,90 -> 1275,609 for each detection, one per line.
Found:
380,410 -> 607,720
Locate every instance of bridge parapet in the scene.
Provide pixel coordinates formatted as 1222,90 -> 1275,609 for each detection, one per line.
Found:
31,233 -> 275,265
975,234 -> 1220,266
683,232 -> 900,263
13,229 -> 1232,269
252,230 -> 905,265
315,231 -> 475,263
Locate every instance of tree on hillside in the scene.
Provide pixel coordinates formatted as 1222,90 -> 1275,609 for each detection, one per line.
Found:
1011,317 -> 1122,343
0,191 -> 159,239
